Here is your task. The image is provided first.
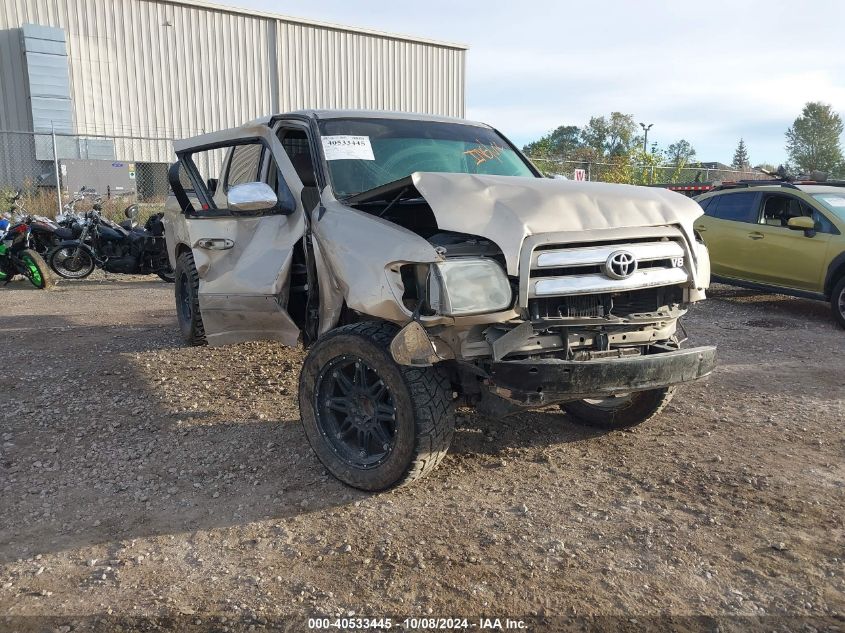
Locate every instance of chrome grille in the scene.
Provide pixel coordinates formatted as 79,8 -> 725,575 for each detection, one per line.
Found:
529,239 -> 690,298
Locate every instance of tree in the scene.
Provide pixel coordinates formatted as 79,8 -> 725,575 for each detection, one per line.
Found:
522,125 -> 581,158
581,112 -> 640,157
785,102 -> 844,175
731,139 -> 750,169
666,139 -> 696,166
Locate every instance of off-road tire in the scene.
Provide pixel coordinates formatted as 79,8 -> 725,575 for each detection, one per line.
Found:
175,251 -> 206,345
831,276 -> 845,329
299,321 -> 455,491
560,387 -> 676,430
157,265 -> 176,284
20,249 -> 53,289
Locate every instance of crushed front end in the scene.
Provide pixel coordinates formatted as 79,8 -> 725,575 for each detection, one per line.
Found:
392,225 -> 716,413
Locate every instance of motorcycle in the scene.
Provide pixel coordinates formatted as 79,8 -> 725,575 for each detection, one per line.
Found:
4,187 -> 77,256
47,202 -> 175,282
0,214 -> 53,289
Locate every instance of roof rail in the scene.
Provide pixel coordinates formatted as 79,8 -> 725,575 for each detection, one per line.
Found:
710,180 -> 799,192
791,180 -> 845,187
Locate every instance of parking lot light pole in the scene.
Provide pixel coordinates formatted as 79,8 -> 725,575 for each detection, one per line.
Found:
640,122 -> 653,155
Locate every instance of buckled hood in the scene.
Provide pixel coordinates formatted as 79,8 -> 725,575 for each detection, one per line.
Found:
408,172 -> 704,275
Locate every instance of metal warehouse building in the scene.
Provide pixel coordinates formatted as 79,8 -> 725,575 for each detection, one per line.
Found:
0,0 -> 466,198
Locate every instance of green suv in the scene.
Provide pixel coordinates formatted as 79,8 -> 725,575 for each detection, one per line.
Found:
694,181 -> 845,328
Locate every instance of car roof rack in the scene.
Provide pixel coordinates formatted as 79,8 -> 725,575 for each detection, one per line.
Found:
791,180 -> 845,187
710,180 -> 799,191
711,179 -> 845,192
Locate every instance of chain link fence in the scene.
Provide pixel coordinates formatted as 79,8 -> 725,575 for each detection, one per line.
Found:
527,156 -> 770,185
0,129 -> 774,220
0,129 -> 176,223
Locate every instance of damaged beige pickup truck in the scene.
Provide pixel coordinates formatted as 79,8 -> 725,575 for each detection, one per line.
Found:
164,110 -> 716,490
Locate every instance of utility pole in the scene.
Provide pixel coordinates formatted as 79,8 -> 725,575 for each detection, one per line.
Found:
51,121 -> 62,216
640,122 -> 653,155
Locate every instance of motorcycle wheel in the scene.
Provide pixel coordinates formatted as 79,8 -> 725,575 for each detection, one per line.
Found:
19,249 -> 52,289
48,245 -> 96,279
157,265 -> 176,283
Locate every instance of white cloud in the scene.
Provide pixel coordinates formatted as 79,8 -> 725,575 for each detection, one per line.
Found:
227,0 -> 845,164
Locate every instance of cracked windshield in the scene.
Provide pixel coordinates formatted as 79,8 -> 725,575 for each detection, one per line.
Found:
318,117 -> 537,197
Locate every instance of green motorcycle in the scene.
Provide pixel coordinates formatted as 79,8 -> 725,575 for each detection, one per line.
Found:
0,216 -> 53,289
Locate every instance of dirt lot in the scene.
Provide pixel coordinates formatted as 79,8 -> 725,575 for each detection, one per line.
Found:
1,274 -> 843,632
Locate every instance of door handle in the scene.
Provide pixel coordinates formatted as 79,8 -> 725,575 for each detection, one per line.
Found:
747,232 -> 764,240
694,225 -> 706,232
196,238 -> 234,250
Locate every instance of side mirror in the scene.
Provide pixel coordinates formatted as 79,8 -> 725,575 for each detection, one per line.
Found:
124,204 -> 139,220
207,178 -> 218,196
227,182 -> 280,212
787,216 -> 815,231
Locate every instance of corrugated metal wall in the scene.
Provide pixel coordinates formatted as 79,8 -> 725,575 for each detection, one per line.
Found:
0,0 -> 466,162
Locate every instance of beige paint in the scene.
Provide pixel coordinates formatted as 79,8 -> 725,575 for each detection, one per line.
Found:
167,123 -> 307,346
407,172 -> 704,276
166,117 -> 711,364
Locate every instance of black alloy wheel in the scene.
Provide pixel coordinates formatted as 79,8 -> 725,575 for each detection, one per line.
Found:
298,322 -> 455,491
315,356 -> 397,469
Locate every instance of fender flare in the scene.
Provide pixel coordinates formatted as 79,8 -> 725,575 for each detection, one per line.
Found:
824,251 -> 845,297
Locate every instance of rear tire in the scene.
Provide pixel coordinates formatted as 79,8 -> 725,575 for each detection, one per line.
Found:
560,387 -> 675,430
19,249 -> 52,289
299,322 -> 455,491
831,276 -> 845,329
174,251 -> 206,345
0,261 -> 15,283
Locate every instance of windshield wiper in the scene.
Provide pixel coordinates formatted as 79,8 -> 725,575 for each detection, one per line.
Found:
377,186 -> 409,218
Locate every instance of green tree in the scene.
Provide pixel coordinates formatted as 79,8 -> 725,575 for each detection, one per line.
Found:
666,139 -> 696,166
731,139 -> 750,169
522,125 -> 581,159
631,148 -> 664,185
785,102 -> 844,175
581,112 -> 640,157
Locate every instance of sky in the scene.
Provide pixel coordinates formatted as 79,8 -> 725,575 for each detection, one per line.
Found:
225,0 -> 844,166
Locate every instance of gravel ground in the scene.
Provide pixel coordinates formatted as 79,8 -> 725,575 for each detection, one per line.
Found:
0,273 -> 843,632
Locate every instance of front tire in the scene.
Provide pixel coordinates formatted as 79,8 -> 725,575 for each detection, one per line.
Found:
174,251 -> 206,345
831,276 -> 845,329
299,322 -> 455,491
560,387 -> 675,430
48,245 -> 95,279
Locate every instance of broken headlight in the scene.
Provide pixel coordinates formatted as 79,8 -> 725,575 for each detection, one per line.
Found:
427,258 -> 512,316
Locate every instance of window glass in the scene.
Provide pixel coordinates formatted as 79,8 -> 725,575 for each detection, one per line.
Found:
712,192 -> 759,223
317,118 -> 536,198
810,207 -> 838,234
279,129 -> 317,187
761,194 -> 838,234
225,143 -> 263,190
811,194 -> 845,221
697,197 -> 715,214
761,194 -> 800,227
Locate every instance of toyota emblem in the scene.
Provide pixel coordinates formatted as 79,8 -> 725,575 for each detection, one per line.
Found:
605,250 -> 638,279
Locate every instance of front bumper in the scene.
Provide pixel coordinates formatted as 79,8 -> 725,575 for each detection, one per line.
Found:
488,345 -> 717,406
